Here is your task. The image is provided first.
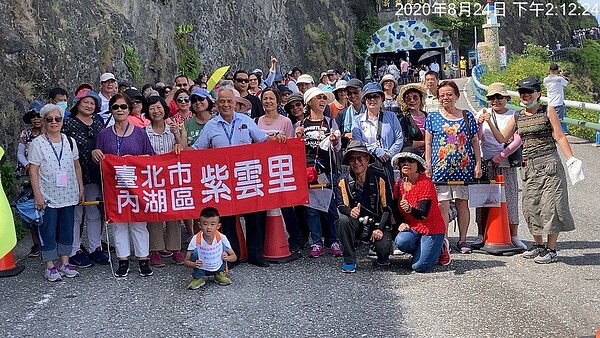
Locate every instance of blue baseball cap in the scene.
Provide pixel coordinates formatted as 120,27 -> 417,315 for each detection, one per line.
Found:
191,88 -> 214,102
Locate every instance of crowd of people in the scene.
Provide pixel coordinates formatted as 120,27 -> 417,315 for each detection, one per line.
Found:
14,58 -> 579,287
374,56 -> 463,85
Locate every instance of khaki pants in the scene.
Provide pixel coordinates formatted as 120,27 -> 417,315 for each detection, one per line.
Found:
147,221 -> 181,252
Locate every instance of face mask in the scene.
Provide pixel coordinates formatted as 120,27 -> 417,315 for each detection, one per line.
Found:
56,101 -> 68,111
520,100 -> 538,109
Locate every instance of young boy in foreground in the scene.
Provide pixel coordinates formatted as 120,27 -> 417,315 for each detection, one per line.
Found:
184,207 -> 237,289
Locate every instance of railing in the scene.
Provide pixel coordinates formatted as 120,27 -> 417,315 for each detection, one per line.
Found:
471,64 -> 600,145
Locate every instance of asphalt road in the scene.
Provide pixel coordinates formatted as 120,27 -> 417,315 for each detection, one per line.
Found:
1,79 -> 599,337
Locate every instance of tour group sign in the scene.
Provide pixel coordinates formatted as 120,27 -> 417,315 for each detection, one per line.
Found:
100,139 -> 309,223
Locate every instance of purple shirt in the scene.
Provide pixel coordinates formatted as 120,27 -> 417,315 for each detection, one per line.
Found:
96,125 -> 155,156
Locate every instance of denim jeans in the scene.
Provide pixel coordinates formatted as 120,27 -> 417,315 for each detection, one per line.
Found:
305,188 -> 339,246
394,229 -> 444,272
38,206 -> 75,262
190,248 -> 225,278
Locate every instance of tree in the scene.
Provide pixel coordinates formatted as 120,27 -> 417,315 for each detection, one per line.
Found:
428,0 -> 485,60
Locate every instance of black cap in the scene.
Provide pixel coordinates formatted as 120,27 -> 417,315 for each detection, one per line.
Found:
124,88 -> 143,100
516,77 -> 541,92
549,63 -> 559,70
345,78 -> 363,89
342,140 -> 374,165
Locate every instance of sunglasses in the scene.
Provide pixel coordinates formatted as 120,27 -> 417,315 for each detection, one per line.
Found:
399,158 -> 417,164
234,78 -> 250,83
364,94 -> 381,100
111,104 -> 129,111
346,89 -> 360,96
176,83 -> 188,88
518,89 -> 535,95
348,156 -> 367,163
289,101 -> 303,108
191,96 -> 206,103
486,94 -> 506,100
177,97 -> 191,103
45,116 -> 63,123
314,94 -> 328,100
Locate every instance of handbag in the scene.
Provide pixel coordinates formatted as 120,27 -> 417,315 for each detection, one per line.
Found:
306,166 -> 318,184
491,111 -> 523,167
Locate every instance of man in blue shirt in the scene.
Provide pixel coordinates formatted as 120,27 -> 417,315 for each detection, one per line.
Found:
192,87 -> 285,267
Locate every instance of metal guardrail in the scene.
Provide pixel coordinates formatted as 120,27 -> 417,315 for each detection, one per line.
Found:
471,64 -> 600,145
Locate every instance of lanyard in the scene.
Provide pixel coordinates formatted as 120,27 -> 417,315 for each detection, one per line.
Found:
45,133 -> 64,169
221,120 -> 236,145
115,122 -> 130,156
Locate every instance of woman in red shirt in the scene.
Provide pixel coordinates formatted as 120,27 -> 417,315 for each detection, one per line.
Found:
392,148 -> 450,271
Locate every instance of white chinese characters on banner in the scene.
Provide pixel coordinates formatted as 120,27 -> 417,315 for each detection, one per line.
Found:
200,164 -> 232,203
141,164 -> 165,188
268,155 -> 296,193
171,187 -> 195,211
115,165 -> 138,188
143,189 -> 168,212
168,162 -> 192,185
234,159 -> 264,199
117,190 -> 140,213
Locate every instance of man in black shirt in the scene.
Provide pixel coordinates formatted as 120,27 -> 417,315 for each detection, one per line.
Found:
233,70 -> 265,118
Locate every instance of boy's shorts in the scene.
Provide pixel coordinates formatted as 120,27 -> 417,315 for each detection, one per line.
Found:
436,185 -> 469,201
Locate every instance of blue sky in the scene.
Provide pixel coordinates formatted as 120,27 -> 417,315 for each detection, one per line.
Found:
578,0 -> 600,24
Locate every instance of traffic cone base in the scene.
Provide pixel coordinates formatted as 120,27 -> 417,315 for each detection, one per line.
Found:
482,175 -> 524,256
263,209 -> 300,263
0,251 -> 25,278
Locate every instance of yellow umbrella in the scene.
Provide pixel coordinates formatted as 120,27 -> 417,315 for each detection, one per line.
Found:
0,146 -> 17,258
206,65 -> 230,92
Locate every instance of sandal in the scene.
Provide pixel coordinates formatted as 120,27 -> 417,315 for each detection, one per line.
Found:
457,241 -> 472,254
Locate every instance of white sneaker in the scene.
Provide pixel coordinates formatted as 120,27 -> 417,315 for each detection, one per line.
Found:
57,263 -> 80,278
511,235 -> 528,250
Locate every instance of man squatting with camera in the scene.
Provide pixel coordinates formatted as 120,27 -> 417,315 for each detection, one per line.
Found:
335,140 -> 393,273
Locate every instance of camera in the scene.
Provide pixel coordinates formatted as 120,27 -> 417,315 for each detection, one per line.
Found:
359,216 -> 379,239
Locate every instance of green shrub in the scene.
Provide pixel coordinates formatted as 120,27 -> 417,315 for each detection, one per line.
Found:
122,44 -> 141,82
175,24 -> 200,78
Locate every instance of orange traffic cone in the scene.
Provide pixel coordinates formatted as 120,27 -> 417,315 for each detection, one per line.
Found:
482,175 -> 524,256
263,209 -> 300,263
596,325 -> 600,338
235,216 -> 248,262
0,250 -> 25,278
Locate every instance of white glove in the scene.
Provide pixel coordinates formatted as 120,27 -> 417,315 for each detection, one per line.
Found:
566,157 -> 584,186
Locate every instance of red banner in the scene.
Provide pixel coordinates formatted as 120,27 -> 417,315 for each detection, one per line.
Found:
101,139 -> 309,222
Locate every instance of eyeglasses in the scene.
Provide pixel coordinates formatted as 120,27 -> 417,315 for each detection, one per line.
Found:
111,104 -> 129,111
364,94 -> 381,101
177,97 -> 191,103
348,156 -> 367,163
176,83 -> 188,88
289,101 -> 303,108
234,78 -> 250,83
487,94 -> 506,101
399,158 -> 417,164
45,116 -> 63,123
346,89 -> 360,96
191,96 -> 206,103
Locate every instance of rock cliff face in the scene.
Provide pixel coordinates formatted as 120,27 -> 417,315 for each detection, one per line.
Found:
0,0 -> 360,156
0,0 -> 358,110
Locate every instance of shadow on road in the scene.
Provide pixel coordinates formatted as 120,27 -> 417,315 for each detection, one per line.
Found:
559,253 -> 600,266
